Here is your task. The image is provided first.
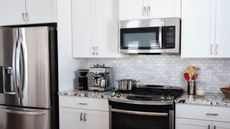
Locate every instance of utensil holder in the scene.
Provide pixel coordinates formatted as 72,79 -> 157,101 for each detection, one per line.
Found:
187,81 -> 196,95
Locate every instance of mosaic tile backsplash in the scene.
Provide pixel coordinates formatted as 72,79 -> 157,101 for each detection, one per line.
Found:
77,55 -> 230,93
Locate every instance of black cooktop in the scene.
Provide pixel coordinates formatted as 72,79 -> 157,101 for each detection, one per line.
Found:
116,84 -> 184,100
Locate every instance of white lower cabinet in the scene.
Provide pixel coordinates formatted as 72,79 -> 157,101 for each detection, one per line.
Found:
177,119 -> 230,129
176,118 -> 211,129
176,104 -> 230,129
59,96 -> 109,129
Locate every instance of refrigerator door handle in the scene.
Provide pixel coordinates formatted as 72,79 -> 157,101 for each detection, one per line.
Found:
15,33 -> 23,99
17,28 -> 28,105
12,29 -> 20,98
1,108 -> 47,116
20,28 -> 28,101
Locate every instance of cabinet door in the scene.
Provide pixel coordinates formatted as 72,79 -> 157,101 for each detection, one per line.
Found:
181,0 -> 214,58
94,0 -> 121,58
215,0 -> 230,57
26,0 -> 57,24
149,0 -> 181,18
213,121 -> 230,129
59,108 -> 83,129
72,0 -> 94,58
176,118 -> 211,129
119,0 -> 147,20
0,0 -> 25,26
83,110 -> 109,129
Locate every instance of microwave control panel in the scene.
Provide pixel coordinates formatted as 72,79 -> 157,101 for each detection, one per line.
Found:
162,26 -> 176,49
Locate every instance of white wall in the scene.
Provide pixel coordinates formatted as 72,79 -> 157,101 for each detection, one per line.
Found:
57,0 -> 80,91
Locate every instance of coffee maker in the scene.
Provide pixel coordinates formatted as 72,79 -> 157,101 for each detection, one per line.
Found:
87,64 -> 113,91
76,69 -> 89,90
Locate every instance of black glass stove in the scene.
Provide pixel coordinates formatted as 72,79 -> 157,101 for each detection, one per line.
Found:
109,85 -> 184,105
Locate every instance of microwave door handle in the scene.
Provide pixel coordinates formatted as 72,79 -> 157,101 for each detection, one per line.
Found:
159,27 -> 163,49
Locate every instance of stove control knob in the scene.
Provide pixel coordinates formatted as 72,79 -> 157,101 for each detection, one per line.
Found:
166,96 -> 172,100
111,92 -> 116,97
116,93 -> 121,98
160,96 -> 165,100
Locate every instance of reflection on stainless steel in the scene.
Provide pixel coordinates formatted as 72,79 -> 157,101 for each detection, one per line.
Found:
111,108 -> 168,116
0,26 -> 58,129
119,18 -> 180,54
0,106 -> 50,129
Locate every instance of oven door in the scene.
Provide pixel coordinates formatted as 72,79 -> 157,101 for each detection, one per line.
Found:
120,27 -> 162,54
109,101 -> 174,129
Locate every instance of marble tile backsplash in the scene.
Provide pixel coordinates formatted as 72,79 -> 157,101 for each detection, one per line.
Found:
76,55 -> 230,93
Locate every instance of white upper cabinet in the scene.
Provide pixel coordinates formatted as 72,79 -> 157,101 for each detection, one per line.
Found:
181,0 -> 213,58
0,0 -> 25,25
72,0 -> 93,58
72,0 -> 122,58
181,0 -> 230,58
0,0 -> 57,26
215,0 -> 230,57
119,0 -> 181,20
26,0 -> 57,24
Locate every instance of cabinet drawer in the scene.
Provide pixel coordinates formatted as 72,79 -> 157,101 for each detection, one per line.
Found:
59,96 -> 109,111
176,104 -> 230,122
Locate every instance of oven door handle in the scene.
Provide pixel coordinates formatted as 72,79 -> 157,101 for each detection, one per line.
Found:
111,108 -> 168,116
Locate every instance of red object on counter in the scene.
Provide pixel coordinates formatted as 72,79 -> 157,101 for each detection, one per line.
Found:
183,72 -> 190,81
191,74 -> 198,81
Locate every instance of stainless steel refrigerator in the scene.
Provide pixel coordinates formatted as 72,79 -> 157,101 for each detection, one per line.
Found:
0,25 -> 58,129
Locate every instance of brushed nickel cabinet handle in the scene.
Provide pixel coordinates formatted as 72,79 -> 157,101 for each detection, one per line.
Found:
206,113 -> 219,116
83,113 -> 87,121
208,125 -> 211,129
214,125 -> 216,129
92,47 -> 95,55
78,103 -> 88,105
22,13 -> 26,22
80,112 -> 83,121
215,44 -> 219,56
210,44 -> 214,55
147,6 -> 151,16
25,13 -> 29,22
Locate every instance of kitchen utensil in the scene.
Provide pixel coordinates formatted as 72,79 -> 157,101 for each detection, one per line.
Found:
184,72 -> 190,81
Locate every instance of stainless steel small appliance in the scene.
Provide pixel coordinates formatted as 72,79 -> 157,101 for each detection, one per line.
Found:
109,85 -> 184,129
117,79 -> 138,91
119,18 -> 181,54
77,69 -> 89,90
87,65 -> 113,91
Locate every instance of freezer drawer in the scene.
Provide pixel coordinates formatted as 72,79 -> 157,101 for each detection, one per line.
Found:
0,106 -> 51,129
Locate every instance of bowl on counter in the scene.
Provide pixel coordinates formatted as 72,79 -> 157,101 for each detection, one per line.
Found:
220,87 -> 230,98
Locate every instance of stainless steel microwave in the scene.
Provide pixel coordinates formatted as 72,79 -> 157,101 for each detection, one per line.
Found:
119,18 -> 181,54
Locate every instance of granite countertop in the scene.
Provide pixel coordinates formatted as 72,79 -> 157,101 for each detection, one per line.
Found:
58,89 -> 113,99
59,89 -> 230,107
176,93 -> 230,107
